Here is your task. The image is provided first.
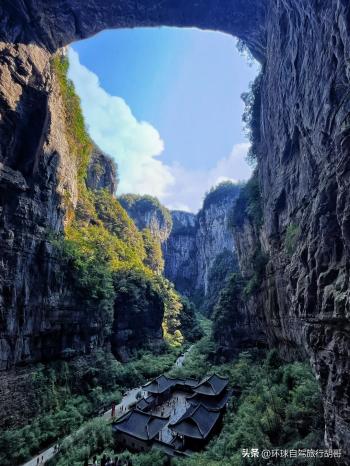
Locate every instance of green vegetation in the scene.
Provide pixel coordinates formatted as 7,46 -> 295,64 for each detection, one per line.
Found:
48,420 -> 168,466
230,171 -> 263,229
241,74 -> 262,164
202,250 -> 239,317
52,55 -> 93,222
119,193 -> 173,233
0,352 -> 121,466
202,181 -> 241,211
179,297 -> 204,342
47,343 -> 327,466
48,418 -> 113,466
174,349 -> 328,466
285,223 -> 300,256
211,274 -> 245,360
93,189 -> 146,255
142,228 -> 164,273
0,347 -> 181,466
243,248 -> 268,298
52,55 -> 92,183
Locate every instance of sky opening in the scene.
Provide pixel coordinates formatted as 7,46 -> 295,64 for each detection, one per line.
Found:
69,27 -> 259,212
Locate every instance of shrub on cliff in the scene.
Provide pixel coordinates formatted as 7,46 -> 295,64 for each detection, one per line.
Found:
202,180 -> 242,211
142,228 -> 164,273
119,193 -> 173,233
179,297 -> 204,342
211,273 -> 246,358
241,73 -> 262,164
203,250 -> 239,317
230,170 -> 263,229
92,190 -> 145,254
285,223 -> 300,256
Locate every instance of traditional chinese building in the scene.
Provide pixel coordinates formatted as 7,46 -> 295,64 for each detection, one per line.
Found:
143,375 -> 199,401
192,374 -> 229,397
112,409 -> 169,452
169,403 -> 221,450
143,375 -> 177,401
186,388 -> 232,411
114,373 -> 231,455
135,394 -> 156,412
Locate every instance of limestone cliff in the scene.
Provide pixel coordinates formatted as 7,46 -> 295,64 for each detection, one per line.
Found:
163,210 -> 198,296
164,183 -> 240,316
86,144 -> 118,194
119,194 -> 172,243
0,44 -> 101,371
1,0 -> 350,457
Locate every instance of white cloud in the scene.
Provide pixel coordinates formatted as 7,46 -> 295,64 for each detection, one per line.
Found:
163,143 -> 252,212
68,48 -> 175,198
68,49 -> 252,213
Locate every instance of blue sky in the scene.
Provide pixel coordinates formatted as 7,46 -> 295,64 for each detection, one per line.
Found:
69,27 -> 259,211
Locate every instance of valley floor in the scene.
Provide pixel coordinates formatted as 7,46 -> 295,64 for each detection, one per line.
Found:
44,337 -> 330,466
1,319 -> 332,466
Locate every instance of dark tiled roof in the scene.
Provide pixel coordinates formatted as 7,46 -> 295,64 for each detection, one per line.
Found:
143,375 -> 178,394
113,409 -> 169,441
169,404 -> 220,439
175,378 -> 199,388
187,389 -> 232,411
136,395 -> 155,411
193,374 -> 228,396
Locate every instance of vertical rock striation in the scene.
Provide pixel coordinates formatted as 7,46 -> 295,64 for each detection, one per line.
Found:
86,144 -> 118,194
1,0 -> 350,456
164,184 -> 240,315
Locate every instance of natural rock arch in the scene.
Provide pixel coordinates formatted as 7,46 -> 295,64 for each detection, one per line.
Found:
1,0 -> 350,460
1,0 -> 267,59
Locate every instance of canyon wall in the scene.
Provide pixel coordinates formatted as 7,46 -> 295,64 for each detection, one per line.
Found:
163,210 -> 198,296
0,0 -> 350,458
0,44 -> 109,371
119,194 -> 172,243
118,186 -> 240,315
163,184 -> 240,316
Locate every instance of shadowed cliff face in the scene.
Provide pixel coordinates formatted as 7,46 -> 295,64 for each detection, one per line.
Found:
248,0 -> 350,454
163,186 -> 240,313
0,0 -> 267,60
1,0 -> 350,457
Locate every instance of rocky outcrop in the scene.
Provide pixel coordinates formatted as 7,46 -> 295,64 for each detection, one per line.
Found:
1,0 -> 350,457
163,211 -> 198,295
111,271 -> 164,362
163,184 -> 240,314
231,1 -> 350,457
86,145 -> 117,194
0,1 -> 266,59
119,194 -> 172,243
196,186 -> 240,294
0,43 -> 100,371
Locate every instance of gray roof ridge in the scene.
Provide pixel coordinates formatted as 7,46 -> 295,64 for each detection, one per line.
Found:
114,410 -> 132,424
133,408 -> 170,420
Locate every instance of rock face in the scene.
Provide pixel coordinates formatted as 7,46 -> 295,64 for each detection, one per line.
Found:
86,145 -> 117,194
236,2 -> 350,456
1,0 -> 350,457
163,184 -> 240,315
0,45 -> 114,372
163,211 -> 198,294
196,188 -> 240,294
0,43 -> 103,371
111,271 -> 164,362
119,194 -> 172,243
